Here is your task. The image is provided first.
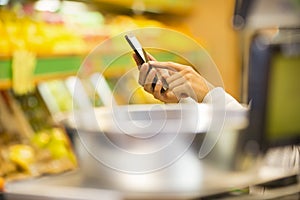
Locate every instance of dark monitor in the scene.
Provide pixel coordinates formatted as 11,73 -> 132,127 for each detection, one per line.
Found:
233,0 -> 255,29
247,28 -> 300,151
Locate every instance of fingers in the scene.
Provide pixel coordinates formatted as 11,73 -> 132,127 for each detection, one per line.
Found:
168,77 -> 197,101
138,63 -> 151,86
148,61 -> 189,72
139,63 -> 164,95
144,68 -> 156,93
168,76 -> 186,90
157,68 -> 170,79
137,59 -> 202,103
133,52 -> 156,66
172,84 -> 189,99
172,83 -> 199,101
153,80 -> 163,98
166,71 -> 184,83
153,84 -> 179,103
146,52 -> 156,61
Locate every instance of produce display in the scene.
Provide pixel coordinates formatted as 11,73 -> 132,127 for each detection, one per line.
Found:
0,1 -> 186,93
0,90 -> 77,183
0,2 -> 172,57
0,8 -> 87,56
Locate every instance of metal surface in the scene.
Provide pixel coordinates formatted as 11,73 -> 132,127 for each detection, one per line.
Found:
4,162 -> 299,200
4,130 -> 299,199
4,105 -> 298,199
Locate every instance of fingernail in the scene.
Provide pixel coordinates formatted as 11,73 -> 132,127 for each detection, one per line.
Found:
148,61 -> 154,65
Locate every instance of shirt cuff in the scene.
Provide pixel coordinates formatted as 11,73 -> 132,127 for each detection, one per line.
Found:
202,87 -> 244,110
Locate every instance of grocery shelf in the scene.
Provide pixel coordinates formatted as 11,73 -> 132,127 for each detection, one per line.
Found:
0,56 -> 83,89
92,0 -> 194,15
0,50 -> 194,90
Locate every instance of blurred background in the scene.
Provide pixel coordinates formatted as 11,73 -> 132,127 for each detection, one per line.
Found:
0,0 -> 300,199
0,0 -> 242,183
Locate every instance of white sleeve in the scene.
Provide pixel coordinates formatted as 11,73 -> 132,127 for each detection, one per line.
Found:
202,87 -> 245,110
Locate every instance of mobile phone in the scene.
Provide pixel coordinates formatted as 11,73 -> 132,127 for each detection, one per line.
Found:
125,34 -> 148,64
125,34 -> 168,91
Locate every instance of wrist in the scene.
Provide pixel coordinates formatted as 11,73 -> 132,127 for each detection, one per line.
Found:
197,85 -> 210,103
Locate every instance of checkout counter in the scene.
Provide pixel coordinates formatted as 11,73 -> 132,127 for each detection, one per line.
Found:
2,0 -> 300,199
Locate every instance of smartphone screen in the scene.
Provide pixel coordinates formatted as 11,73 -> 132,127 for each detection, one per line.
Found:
125,34 -> 168,91
125,34 -> 148,64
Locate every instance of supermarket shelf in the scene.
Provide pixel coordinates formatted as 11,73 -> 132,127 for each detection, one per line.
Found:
91,0 -> 194,15
0,56 -> 83,89
0,50 -> 194,90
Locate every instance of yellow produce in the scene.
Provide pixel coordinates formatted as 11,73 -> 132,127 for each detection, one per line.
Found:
51,128 -> 69,145
9,144 -> 35,171
0,9 -> 88,56
0,22 -> 11,56
31,128 -> 76,163
31,131 -> 51,148
47,128 -> 72,160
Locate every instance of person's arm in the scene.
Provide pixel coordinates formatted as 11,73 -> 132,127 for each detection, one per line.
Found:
135,56 -> 244,109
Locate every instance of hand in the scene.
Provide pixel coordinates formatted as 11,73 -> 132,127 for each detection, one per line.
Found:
140,62 -> 179,103
133,53 -> 178,103
147,61 -> 210,103
132,53 -> 156,68
133,53 -> 210,103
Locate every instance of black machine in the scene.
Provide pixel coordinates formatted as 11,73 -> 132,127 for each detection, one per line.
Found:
234,0 -> 300,152
246,28 -> 300,151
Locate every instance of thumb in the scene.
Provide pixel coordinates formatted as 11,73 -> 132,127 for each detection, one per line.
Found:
146,52 -> 157,61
